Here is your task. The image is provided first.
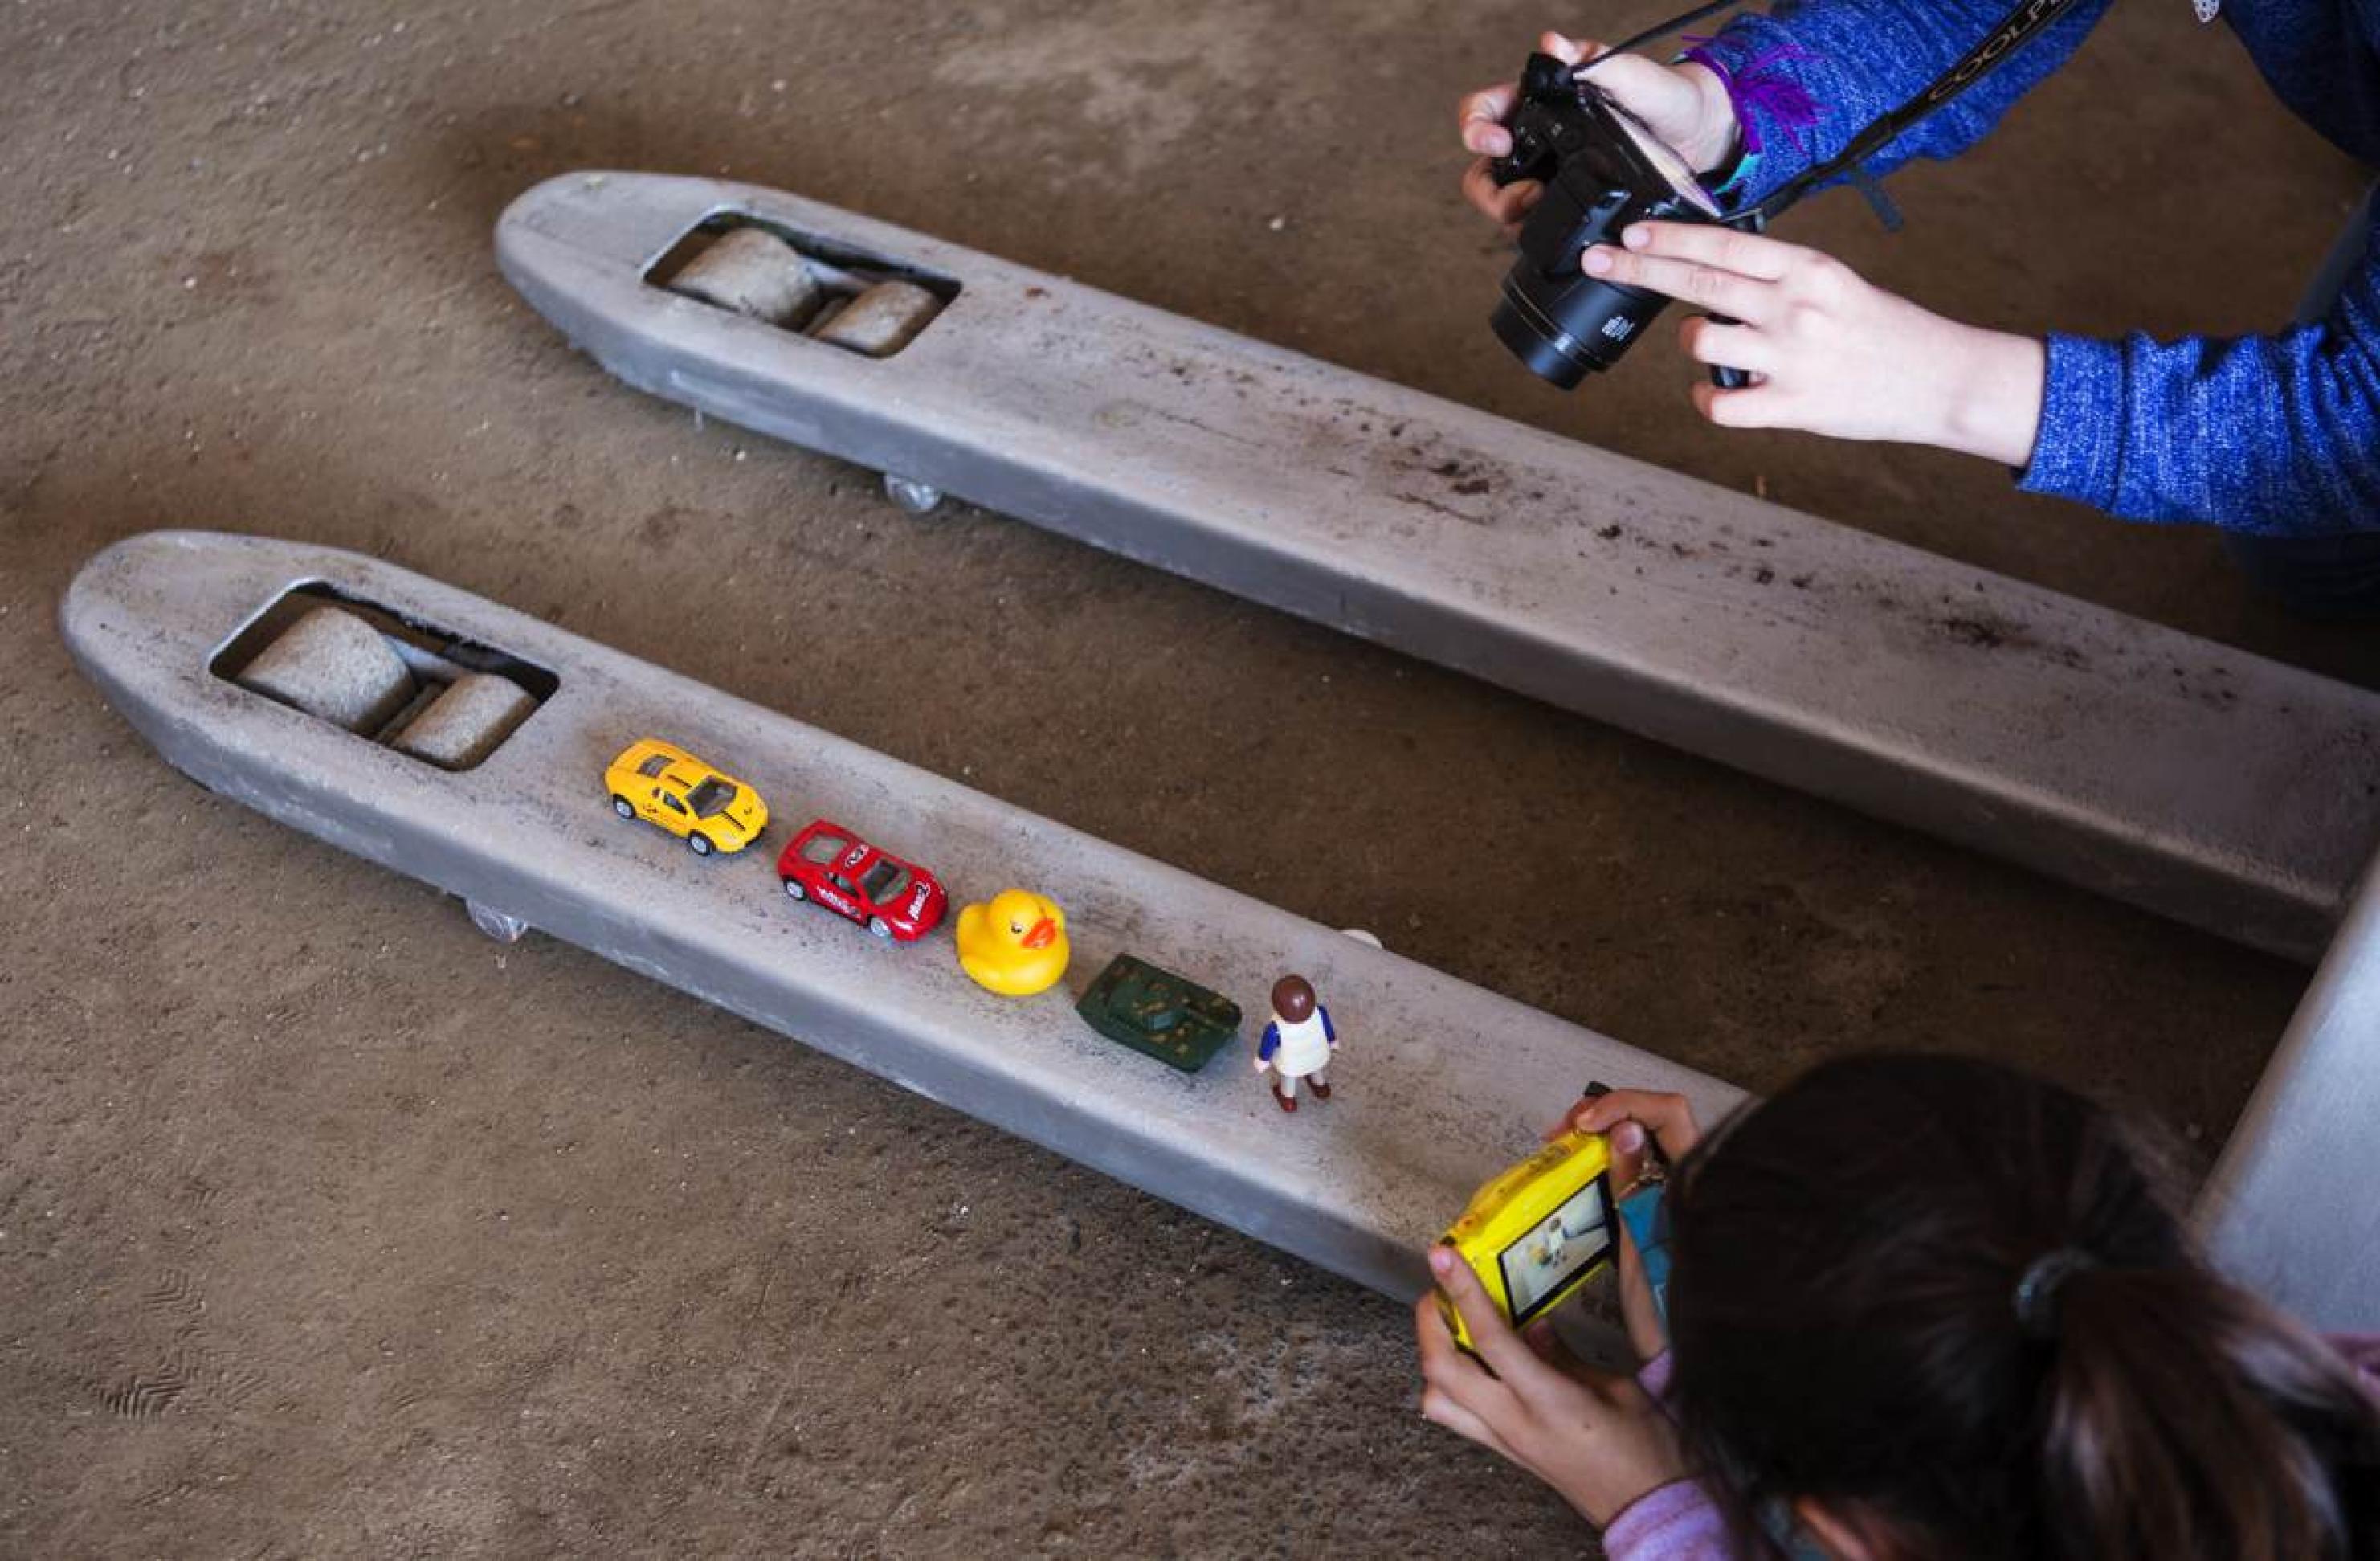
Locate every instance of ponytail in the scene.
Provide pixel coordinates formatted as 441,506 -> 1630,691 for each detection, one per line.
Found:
2044,1266 -> 2380,1561
1662,1053 -> 2380,1561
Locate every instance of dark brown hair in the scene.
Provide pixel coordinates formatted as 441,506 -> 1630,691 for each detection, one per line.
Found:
1664,1053 -> 2379,1560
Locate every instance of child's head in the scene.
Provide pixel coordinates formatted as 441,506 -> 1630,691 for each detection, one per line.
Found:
1664,1053 -> 2378,1560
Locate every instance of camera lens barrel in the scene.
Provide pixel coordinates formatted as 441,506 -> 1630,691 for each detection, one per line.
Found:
1492,274 -> 1662,387
1493,177 -> 1673,386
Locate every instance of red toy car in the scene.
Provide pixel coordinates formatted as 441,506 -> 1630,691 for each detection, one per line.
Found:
776,820 -> 948,942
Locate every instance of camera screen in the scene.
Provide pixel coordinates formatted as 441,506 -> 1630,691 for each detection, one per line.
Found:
1497,1176 -> 1617,1327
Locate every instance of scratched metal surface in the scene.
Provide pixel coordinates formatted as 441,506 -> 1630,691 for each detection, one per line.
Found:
2202,852 -> 2380,1332
496,170 -> 2380,962
59,529 -> 1744,1303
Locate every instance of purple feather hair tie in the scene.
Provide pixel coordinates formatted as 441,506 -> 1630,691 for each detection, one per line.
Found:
1680,35 -> 1819,157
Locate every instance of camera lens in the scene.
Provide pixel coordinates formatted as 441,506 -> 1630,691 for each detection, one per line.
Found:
1492,273 -> 1664,387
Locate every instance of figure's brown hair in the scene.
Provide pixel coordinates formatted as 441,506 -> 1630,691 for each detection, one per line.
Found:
1664,1053 -> 2379,1560
1272,975 -> 1315,1021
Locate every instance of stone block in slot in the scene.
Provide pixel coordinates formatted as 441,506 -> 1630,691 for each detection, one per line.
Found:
671,226 -> 824,327
391,672 -> 537,768
236,606 -> 418,734
814,280 -> 942,356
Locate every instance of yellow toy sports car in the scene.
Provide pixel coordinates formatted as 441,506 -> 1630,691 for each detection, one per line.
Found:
603,738 -> 768,857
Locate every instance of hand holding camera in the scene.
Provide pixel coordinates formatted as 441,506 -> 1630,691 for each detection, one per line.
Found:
1455,31 -> 2047,463
1458,31 -> 1738,232
1461,40 -> 1753,387
1580,222 -> 2048,463
1413,1085 -> 1700,1526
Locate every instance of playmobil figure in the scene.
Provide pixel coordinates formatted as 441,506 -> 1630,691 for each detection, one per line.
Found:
777,819 -> 948,942
1255,975 -> 1337,1113
602,738 -> 767,856
954,888 -> 1069,996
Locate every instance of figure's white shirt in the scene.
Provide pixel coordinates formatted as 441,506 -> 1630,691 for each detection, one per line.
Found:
1269,1010 -> 1332,1077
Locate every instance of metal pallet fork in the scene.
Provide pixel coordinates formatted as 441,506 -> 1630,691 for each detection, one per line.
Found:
64,534 -> 2378,1326
496,170 -> 2380,963
2202,852 -> 2380,1332
61,530 -> 1744,1303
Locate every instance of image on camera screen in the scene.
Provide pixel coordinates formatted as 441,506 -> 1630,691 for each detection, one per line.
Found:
1496,1176 -> 1618,1326
1608,101 -> 1721,219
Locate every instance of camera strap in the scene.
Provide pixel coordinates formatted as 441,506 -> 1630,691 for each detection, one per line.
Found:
1590,0 -> 2094,228
1745,0 -> 2093,224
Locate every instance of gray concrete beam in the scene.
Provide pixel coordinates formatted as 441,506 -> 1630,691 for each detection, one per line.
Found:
497,170 -> 2380,962
61,530 -> 1745,1303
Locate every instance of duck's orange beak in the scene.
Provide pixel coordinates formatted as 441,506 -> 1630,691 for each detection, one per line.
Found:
1022,917 -> 1058,950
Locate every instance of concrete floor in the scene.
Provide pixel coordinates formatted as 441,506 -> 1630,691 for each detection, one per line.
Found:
3,0 -> 2373,1553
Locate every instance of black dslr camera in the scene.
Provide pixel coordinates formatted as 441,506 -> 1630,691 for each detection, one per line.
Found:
1489,51 -> 1736,389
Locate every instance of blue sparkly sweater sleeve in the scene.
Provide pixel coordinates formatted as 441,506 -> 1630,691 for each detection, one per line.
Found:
2017,212 -> 2380,532
1688,0 -> 2113,206
1689,0 -> 2380,535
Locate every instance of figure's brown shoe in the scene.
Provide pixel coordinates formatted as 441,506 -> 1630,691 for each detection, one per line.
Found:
1272,1085 -> 1297,1113
1309,1081 -> 1332,1101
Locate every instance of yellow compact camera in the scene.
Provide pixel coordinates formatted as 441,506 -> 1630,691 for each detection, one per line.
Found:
1437,1129 -> 1617,1352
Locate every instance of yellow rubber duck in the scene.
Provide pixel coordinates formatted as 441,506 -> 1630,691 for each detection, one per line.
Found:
955,888 -> 1070,997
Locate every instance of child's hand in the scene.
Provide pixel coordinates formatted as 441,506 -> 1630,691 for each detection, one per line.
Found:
1561,1089 -> 1700,1359
1562,1088 -> 1703,1181
1458,32 -> 1738,235
1415,1244 -> 1689,1526
1585,222 -> 2047,466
